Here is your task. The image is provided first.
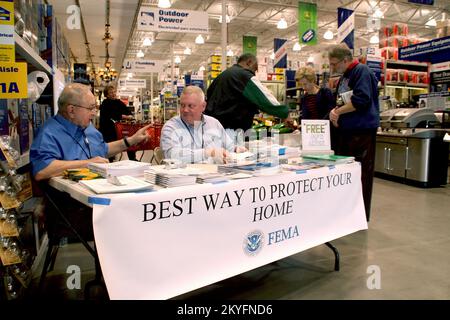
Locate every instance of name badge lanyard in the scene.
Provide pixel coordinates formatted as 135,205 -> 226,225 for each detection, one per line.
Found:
181,119 -> 204,162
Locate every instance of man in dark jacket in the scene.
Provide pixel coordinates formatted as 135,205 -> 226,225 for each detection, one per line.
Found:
328,44 -> 380,222
205,53 -> 288,132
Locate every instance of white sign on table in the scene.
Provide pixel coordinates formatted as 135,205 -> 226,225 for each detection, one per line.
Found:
92,163 -> 367,299
301,119 -> 331,151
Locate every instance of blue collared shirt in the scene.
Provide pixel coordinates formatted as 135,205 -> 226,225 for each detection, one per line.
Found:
30,114 -> 108,177
160,115 -> 235,163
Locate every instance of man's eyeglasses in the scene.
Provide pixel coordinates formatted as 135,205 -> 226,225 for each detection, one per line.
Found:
72,104 -> 98,112
329,59 -> 344,67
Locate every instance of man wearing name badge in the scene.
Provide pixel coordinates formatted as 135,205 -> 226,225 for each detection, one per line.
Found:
328,44 -> 380,222
160,85 -> 245,164
30,83 -> 151,181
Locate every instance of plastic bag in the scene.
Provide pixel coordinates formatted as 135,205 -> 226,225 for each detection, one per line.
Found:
27,71 -> 50,103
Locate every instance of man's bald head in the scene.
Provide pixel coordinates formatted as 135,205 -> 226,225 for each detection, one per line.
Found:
58,83 -> 92,114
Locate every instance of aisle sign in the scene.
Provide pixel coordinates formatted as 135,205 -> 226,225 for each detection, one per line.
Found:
0,0 -> 15,63
123,59 -> 164,74
301,120 -> 331,151
137,7 -> 208,34
0,62 -> 27,98
118,79 -> 146,89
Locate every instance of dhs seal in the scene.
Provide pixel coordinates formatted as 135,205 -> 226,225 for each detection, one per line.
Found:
244,230 -> 264,256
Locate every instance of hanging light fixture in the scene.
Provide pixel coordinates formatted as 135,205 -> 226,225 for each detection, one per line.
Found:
293,42 -> 301,51
370,34 -> 379,44
195,34 -> 205,44
219,15 -> 231,24
277,17 -> 287,29
307,56 -> 314,63
425,18 -> 437,27
143,37 -> 152,46
227,48 -> 234,56
183,47 -> 192,55
323,30 -> 334,40
174,56 -> 181,64
199,65 -> 205,72
270,52 -> 275,60
158,0 -> 171,9
136,50 -> 144,58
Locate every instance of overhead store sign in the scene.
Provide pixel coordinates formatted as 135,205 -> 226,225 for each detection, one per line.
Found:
298,2 -> 317,45
118,79 -> 146,89
0,0 -> 15,63
337,8 -> 355,50
274,38 -> 287,69
118,89 -> 138,97
123,59 -> 164,73
137,7 -> 208,34
399,36 -> 450,64
243,35 -> 257,56
0,62 -> 27,98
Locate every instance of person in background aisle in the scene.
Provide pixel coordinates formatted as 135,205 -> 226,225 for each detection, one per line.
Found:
161,85 -> 245,164
296,66 -> 335,120
205,53 -> 289,132
99,85 -> 136,161
328,44 -> 380,222
30,83 -> 150,181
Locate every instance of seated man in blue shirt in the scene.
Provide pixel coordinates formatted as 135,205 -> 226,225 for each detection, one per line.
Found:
161,85 -> 244,164
30,83 -> 150,181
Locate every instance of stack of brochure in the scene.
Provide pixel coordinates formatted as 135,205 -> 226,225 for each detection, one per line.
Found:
218,162 -> 280,176
301,154 -> 355,164
88,160 -> 151,178
281,162 -> 323,172
144,167 -> 208,187
196,172 -> 253,184
79,176 -> 153,194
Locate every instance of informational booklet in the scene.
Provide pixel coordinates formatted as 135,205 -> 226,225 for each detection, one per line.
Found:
88,160 -> 151,177
301,154 -> 355,163
79,176 -> 153,194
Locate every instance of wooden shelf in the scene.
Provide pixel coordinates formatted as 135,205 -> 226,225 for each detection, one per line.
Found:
14,33 -> 52,74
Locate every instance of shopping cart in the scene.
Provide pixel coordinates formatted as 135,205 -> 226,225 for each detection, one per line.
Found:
114,121 -> 162,153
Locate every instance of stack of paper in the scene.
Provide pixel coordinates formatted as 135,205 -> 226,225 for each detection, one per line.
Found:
218,162 -> 280,176
301,154 -> 355,164
88,160 -> 151,178
144,167 -> 208,187
281,162 -> 323,172
79,176 -> 153,194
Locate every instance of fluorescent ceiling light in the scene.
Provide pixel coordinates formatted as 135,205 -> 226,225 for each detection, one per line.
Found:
174,56 -> 181,64
425,19 -> 437,27
143,37 -> 152,46
370,34 -> 379,44
136,50 -> 144,58
323,30 -> 334,40
183,47 -> 192,55
158,0 -> 171,8
373,8 -> 383,18
195,34 -> 205,44
277,17 -> 287,29
293,42 -> 301,51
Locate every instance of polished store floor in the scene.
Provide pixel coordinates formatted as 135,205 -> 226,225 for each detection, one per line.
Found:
28,175 -> 450,300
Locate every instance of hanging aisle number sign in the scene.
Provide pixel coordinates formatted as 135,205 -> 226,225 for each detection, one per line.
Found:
0,62 -> 27,98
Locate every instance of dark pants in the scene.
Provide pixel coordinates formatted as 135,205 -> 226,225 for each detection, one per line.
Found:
332,128 -> 377,221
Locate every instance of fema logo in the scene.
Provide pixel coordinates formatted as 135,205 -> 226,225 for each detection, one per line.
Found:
244,230 -> 264,256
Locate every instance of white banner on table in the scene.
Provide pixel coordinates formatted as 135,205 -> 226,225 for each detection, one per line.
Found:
301,119 -> 331,151
137,7 -> 209,34
92,163 -> 367,300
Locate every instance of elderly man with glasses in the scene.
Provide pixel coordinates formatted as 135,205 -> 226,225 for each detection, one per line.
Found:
30,83 -> 150,181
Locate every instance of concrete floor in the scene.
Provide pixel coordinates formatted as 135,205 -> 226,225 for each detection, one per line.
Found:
29,176 -> 450,300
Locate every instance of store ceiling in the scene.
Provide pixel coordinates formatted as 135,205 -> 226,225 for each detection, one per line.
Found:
49,0 -> 450,88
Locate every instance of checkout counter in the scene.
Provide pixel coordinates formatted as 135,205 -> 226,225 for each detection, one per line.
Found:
376,108 -> 449,187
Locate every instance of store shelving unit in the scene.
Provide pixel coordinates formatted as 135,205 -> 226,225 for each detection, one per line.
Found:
382,60 -> 429,106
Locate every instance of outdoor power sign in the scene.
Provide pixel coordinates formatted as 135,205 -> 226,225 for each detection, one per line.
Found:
137,7 -> 208,34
